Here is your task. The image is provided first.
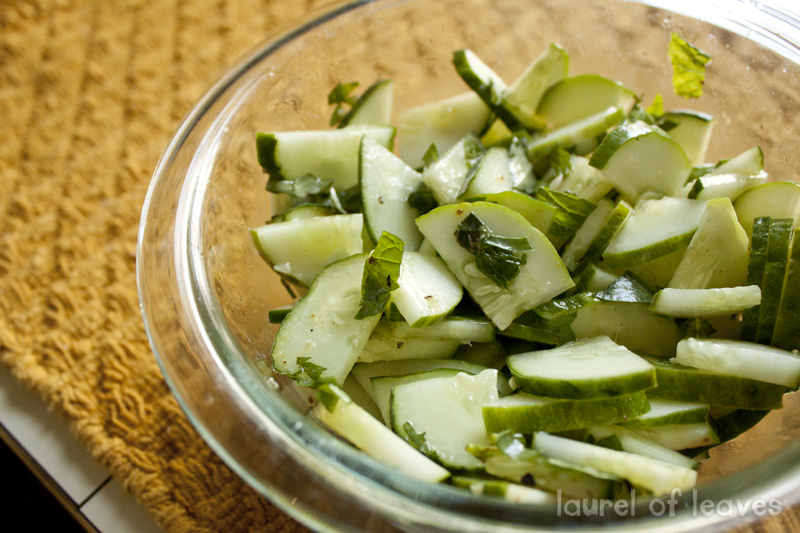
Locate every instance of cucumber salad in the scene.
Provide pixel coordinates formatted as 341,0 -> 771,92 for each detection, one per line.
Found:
251,37 -> 800,505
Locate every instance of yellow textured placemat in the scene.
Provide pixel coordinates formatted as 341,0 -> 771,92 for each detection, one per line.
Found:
0,1 -> 798,532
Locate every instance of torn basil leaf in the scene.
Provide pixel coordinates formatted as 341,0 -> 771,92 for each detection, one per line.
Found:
669,33 -> 712,99
454,212 -> 533,289
355,232 -> 405,319
295,356 -> 329,388
328,81 -> 360,126
549,146 -> 572,176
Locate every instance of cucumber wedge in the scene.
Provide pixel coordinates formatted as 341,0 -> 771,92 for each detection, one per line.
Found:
661,110 -> 714,165
549,155 -> 615,203
537,74 -> 637,129
502,43 -> 569,129
525,106 -> 626,163
268,303 -> 294,324
416,202 -> 573,330
256,125 -> 395,190
589,121 -> 692,203
359,135 -> 424,249
619,399 -> 709,429
397,92 -> 492,169
483,391 -> 650,434
646,358 -> 785,409
460,147 -> 514,198
507,336 -> 656,399
772,228 -> 800,350
451,476 -> 557,504
756,219 -> 793,344
603,197 -> 706,269
391,370 -> 499,471
339,79 -> 393,128
668,197 -> 750,289
312,385 -> 450,482
561,198 -> 615,271
386,316 -> 494,343
709,145 -> 765,176
626,422 -> 719,451
740,217 -> 770,341
689,172 -> 768,202
532,432 -> 697,496
464,191 -> 559,242
453,49 -> 515,128
392,252 -> 463,327
251,214 -> 364,287
359,320 -> 460,363
587,426 -> 698,469
454,341 -> 507,369
572,200 -> 632,273
734,181 -> 800,238
351,358 -> 485,398
271,254 -> 381,386
421,134 -> 481,205
342,374 -> 383,421
650,286 -> 761,318
372,368 -> 468,425
675,337 -> 800,389
280,203 -> 338,221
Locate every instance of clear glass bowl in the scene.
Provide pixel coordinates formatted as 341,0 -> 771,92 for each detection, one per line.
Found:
137,0 -> 800,530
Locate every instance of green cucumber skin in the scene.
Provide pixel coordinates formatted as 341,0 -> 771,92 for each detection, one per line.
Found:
740,217 -> 770,341
756,219 -> 793,345
573,201 -> 632,274
619,401 -> 709,429
647,359 -> 785,410
511,370 -> 656,400
453,49 -> 520,130
772,228 -> 800,350
256,132 -> 281,177
338,79 -> 393,128
483,392 -> 650,434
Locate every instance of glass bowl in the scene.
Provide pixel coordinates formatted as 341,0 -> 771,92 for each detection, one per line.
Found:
137,0 -> 800,530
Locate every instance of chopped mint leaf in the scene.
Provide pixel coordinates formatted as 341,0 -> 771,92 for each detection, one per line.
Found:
355,232 -> 404,319
267,173 -> 333,198
407,184 -> 438,215
626,105 -> 656,125
669,33 -> 712,99
455,212 -> 533,289
680,317 -> 717,338
464,135 -> 485,169
293,356 -> 329,388
535,187 -> 597,243
549,147 -> 572,176
316,384 -> 349,412
328,81 -> 360,126
646,94 -> 664,118
403,421 -> 433,456
422,143 -> 439,167
595,273 -> 654,303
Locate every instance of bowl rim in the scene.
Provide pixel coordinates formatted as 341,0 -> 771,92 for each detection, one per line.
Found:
138,0 -> 800,531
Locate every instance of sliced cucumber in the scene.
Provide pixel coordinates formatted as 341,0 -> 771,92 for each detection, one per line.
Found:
734,181 -> 800,238
650,286 -> 761,318
351,358 -> 486,398
502,43 -> 569,129
589,121 -> 692,203
627,422 -> 719,451
372,368 -> 468,425
549,155 -> 615,203
342,374 -> 383,421
386,315 -> 494,343
619,399 -> 709,429
507,336 -> 656,399
453,49 -> 516,128
772,228 -> 800,350
587,426 -> 698,469
391,252 -> 463,327
661,110 -> 714,165
312,385 -> 450,482
572,201 -> 632,274
391,369 -> 499,471
397,92 -> 492,169
756,219 -> 793,344
464,191 -> 559,243
416,202 -> 573,330
537,74 -> 637,129
256,125 -> 395,190
417,237 -> 437,256
561,198 -> 615,272
573,263 -> 622,293
271,254 -> 381,386
525,106 -> 626,162
281,203 -> 338,221
709,145 -> 764,177
421,134 -> 481,205
483,391 -> 650,434
603,197 -> 706,269
646,358 -> 785,410
339,79 -> 393,128
268,303 -> 294,324
251,214 -> 364,287
532,432 -> 697,495
740,217 -> 770,341
675,337 -> 800,389
359,135 -> 424,249
359,320 -> 460,363
481,119 -> 514,147
689,172 -> 768,202
668,197 -> 750,289
451,476 -> 557,504
454,341 -> 507,369
460,147 -> 514,199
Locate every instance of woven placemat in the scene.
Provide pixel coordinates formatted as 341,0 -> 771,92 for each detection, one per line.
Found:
0,1 -> 797,532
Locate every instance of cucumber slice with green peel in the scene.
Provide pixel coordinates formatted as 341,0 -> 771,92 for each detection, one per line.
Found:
271,254 -> 381,387
561,198 -> 615,271
507,336 -> 656,399
534,188 -> 598,249
281,203 -> 338,221
338,79 -> 393,128
483,449 -> 627,500
480,119 -> 513,147
416,202 -> 574,330
675,337 -> 800,389
397,92 -> 492,169
661,110 -> 714,165
626,422 -> 719,451
668,197 -> 750,289
312,385 -> 450,482
708,145 -> 764,177
453,49 -> 518,129
465,191 -> 559,243
417,237 -> 437,256
536,74 -> 637,129
603,197 -> 706,269
532,432 -> 697,495
619,399 -> 709,429
650,286 -> 761,318
421,134 -> 482,205
689,172 -> 768,202
391,369 -> 499,471
372,368 -> 468,425
756,219 -> 793,344
391,252 -> 463,327
740,217 -> 770,341
502,43 -> 569,130
629,246 -> 688,289
451,476 -> 557,503
359,135 -> 424,249
525,106 -> 626,163
549,155 -> 615,203
359,323 -> 460,363
645,358 -> 785,409
574,263 -> 622,293
734,181 -> 800,238
772,229 -> 800,350
256,125 -> 395,190
483,391 -> 650,434
351,358 -> 487,398
342,374 -> 383,421
268,304 -> 294,324
589,121 -> 692,203
251,214 -> 364,287
587,426 -> 698,470
454,341 -> 507,369
386,315 -> 494,342
573,201 -> 632,274
460,147 -> 514,199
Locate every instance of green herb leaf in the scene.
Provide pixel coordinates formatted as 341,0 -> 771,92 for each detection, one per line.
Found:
454,212 -> 533,289
294,357 -> 329,388
403,421 -> 432,456
595,273 -> 654,303
669,33 -> 712,99
646,94 -> 664,118
535,187 -> 597,243
422,143 -> 439,167
355,232 -> 405,319
328,81 -> 360,126
266,173 -> 333,198
316,384 -> 349,412
549,147 -> 572,176
407,184 -> 438,215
